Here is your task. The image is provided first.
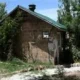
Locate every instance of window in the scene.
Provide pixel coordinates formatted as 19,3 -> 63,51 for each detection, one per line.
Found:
43,32 -> 49,38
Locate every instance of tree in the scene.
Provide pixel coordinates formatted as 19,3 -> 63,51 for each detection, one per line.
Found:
58,0 -> 73,54
71,0 -> 80,48
58,0 -> 80,48
0,3 -> 23,60
0,17 -> 17,60
58,0 -> 72,29
0,3 -> 6,20
58,0 -> 80,62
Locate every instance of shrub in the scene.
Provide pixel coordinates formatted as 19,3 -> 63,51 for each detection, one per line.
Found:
72,45 -> 80,62
10,57 -> 26,65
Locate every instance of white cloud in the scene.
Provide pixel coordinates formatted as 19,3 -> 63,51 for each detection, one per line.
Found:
36,8 -> 58,21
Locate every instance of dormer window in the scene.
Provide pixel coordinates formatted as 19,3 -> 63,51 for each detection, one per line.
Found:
43,31 -> 49,38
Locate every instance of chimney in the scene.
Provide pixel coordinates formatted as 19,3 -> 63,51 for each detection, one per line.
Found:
29,4 -> 36,11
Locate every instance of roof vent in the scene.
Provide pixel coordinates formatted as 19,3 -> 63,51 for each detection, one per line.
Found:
29,4 -> 36,11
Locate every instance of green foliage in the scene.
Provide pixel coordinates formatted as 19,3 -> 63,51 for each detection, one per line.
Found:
72,46 -> 80,62
58,0 -> 72,29
58,0 -> 80,46
0,10 -> 23,60
11,57 -> 26,65
0,57 -> 54,74
0,58 -> 28,74
0,3 -> 6,20
58,0 -> 80,62
0,17 -> 17,60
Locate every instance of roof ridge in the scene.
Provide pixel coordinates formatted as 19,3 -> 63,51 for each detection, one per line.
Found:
18,5 -> 66,31
0,5 -> 67,31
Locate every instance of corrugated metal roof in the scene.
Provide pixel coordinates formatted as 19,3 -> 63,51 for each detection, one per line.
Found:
1,5 -> 67,31
18,5 -> 67,31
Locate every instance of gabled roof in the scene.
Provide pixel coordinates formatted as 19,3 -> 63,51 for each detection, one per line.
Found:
1,5 -> 67,31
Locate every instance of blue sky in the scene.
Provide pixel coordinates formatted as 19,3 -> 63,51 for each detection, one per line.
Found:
0,0 -> 58,21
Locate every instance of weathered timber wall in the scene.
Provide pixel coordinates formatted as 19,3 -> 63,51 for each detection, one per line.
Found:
13,10 -> 61,63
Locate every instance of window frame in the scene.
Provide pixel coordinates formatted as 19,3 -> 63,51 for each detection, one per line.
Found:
42,31 -> 49,39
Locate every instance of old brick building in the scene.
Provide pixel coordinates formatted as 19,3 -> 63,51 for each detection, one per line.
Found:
4,5 -> 67,64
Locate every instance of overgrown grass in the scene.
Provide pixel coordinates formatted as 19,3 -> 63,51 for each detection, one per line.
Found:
0,58 -> 54,74
0,58 -> 28,74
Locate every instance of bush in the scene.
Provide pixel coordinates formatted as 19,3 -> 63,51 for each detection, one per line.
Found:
10,57 -> 26,65
72,45 -> 80,62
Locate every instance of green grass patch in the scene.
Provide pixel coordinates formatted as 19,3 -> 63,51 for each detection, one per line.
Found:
0,58 -> 28,74
0,58 -> 54,75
